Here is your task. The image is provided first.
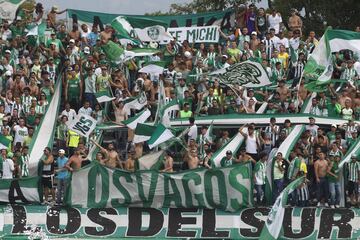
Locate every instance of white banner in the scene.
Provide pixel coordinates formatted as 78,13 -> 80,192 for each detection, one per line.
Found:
166,25 -> 219,43
67,114 -> 97,138
0,0 -> 25,20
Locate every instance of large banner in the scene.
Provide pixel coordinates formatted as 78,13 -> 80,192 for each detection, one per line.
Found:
66,162 -> 253,211
1,205 -> 359,239
67,8 -> 234,43
0,177 -> 41,204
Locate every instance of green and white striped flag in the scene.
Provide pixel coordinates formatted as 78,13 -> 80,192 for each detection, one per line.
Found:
0,177 -> 42,203
264,148 -> 278,205
0,134 -> 11,149
160,99 -> 180,127
136,150 -> 164,170
304,29 -> 360,84
133,123 -> 156,144
260,176 -> 305,240
148,124 -> 174,149
210,132 -> 245,167
0,0 -> 25,20
123,92 -> 147,115
95,91 -> 115,103
122,108 -> 151,130
28,77 -> 62,176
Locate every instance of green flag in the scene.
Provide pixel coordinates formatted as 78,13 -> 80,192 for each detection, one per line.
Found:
101,40 -> 125,63
0,134 -> 11,149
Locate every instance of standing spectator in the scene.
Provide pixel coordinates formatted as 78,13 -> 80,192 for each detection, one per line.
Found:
239,124 -> 259,161
314,152 -> 329,207
55,149 -> 69,205
41,147 -> 55,204
327,155 -> 340,208
267,8 -> 282,34
187,117 -> 198,145
12,118 -> 28,149
2,151 -> 14,179
347,154 -> 360,206
273,152 -> 285,201
254,152 -> 267,205
288,9 -> 303,35
18,146 -> 29,178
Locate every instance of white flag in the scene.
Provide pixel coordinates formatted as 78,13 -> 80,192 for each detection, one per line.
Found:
67,114 -> 97,137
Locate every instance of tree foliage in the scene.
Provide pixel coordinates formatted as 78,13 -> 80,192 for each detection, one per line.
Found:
273,0 -> 359,35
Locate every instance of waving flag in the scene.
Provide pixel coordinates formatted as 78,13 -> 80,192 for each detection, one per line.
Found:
133,123 -> 156,144
95,91 -> 115,103
148,124 -> 174,149
304,29 -> 360,84
211,60 -> 271,88
0,0 -> 25,20
122,108 -> 151,130
0,134 -> 11,150
260,177 -> 305,240
139,61 -> 166,75
111,16 -> 171,42
123,92 -> 147,115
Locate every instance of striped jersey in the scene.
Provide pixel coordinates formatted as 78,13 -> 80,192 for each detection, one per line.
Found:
347,161 -> 360,182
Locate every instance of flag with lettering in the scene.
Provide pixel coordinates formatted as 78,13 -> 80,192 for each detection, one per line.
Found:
67,114 -> 97,138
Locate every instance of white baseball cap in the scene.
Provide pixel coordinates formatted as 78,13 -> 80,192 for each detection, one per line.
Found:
84,46 -> 90,54
69,39 -> 75,43
58,149 -> 65,154
5,71 -> 11,76
251,31 -> 257,35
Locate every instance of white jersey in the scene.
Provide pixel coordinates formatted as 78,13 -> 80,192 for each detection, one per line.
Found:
13,125 -> 28,144
2,158 -> 14,179
61,109 -> 77,121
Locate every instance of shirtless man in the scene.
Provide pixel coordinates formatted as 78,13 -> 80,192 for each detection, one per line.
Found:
314,152 -> 329,206
162,151 -> 174,172
125,151 -> 135,172
65,149 -> 83,172
298,80 -> 309,101
187,149 -> 199,169
236,149 -> 256,164
276,80 -> 290,102
100,25 -> 113,44
95,152 -> 107,165
91,140 -> 122,168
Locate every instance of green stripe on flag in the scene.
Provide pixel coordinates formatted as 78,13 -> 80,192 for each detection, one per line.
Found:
0,135 -> 11,149
148,124 -> 174,149
122,108 -> 151,130
28,72 -> 62,176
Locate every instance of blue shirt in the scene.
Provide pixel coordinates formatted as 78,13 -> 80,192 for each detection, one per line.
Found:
56,156 -> 69,179
87,32 -> 98,47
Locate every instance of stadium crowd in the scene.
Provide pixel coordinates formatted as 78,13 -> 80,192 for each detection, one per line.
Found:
0,2 -> 359,208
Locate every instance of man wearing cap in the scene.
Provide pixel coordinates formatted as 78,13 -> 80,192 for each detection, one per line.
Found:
221,150 -> 234,167
347,154 -> 360,206
55,149 -> 69,205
